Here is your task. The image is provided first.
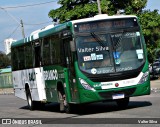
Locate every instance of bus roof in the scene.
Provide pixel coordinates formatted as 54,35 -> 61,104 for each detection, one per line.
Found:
11,22 -> 72,47
71,14 -> 137,24
11,14 -> 137,48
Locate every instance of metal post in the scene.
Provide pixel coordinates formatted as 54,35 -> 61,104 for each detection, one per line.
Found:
97,0 -> 102,14
20,19 -> 25,38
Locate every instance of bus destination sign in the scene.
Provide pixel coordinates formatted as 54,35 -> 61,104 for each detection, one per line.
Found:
74,18 -> 138,33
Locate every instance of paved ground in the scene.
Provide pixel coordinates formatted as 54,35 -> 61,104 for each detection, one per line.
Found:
0,90 -> 160,127
151,79 -> 160,88
0,79 -> 159,127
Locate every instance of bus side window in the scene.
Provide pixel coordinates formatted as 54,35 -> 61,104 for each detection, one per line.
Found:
50,35 -> 61,65
25,44 -> 33,68
50,36 -> 56,64
11,48 -> 19,71
42,38 -> 51,66
34,41 -> 41,68
18,46 -> 25,70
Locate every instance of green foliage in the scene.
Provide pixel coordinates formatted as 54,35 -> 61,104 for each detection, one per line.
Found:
48,0 -> 160,62
49,0 -> 116,23
0,51 -> 11,69
110,0 -> 147,14
139,10 -> 160,62
48,0 -> 148,22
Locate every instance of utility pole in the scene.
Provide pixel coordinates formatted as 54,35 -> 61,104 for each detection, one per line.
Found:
20,19 -> 25,38
97,0 -> 102,14
0,7 -> 26,39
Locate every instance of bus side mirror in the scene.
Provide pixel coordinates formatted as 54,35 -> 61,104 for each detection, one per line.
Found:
70,40 -> 76,52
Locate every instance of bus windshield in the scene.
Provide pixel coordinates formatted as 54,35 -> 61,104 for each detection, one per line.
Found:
76,31 -> 145,75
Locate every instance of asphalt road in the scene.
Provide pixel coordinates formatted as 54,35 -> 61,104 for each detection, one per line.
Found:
0,81 -> 160,127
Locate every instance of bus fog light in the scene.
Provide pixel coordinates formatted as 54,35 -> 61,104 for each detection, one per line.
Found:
79,78 -> 95,91
138,71 -> 149,84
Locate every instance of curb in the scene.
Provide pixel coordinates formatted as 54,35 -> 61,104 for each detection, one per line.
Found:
0,88 -> 14,95
0,92 -> 14,95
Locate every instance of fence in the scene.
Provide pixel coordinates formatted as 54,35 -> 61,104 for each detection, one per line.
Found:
0,68 -> 12,88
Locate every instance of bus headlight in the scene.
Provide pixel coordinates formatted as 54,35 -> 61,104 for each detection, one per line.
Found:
138,71 -> 149,84
79,78 -> 95,91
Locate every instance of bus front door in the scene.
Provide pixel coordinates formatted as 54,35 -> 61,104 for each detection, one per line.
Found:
63,39 -> 78,103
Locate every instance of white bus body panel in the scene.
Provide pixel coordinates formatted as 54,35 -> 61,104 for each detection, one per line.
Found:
12,67 -> 46,101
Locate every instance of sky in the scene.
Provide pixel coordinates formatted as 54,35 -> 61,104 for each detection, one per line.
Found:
0,0 -> 160,53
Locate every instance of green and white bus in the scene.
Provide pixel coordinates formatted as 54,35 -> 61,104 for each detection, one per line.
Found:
11,14 -> 150,113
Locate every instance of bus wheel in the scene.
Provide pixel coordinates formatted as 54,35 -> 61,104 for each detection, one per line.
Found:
116,97 -> 129,109
26,89 -> 35,110
58,91 -> 72,113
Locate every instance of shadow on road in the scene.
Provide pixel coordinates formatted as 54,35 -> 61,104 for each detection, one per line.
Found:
20,100 -> 152,115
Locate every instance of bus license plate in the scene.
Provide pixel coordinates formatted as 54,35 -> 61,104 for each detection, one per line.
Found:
112,94 -> 124,100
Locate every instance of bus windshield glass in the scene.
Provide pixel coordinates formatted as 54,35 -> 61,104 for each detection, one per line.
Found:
75,30 -> 145,75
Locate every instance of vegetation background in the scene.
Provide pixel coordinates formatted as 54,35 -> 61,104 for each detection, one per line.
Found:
1,0 -> 160,69
48,0 -> 160,63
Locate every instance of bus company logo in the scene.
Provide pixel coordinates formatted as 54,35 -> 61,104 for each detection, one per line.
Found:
43,69 -> 58,81
2,119 -> 11,124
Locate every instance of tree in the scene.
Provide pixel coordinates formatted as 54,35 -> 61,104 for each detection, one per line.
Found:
48,0 -> 147,23
48,0 -> 160,62
110,0 -> 147,14
48,0 -> 115,23
139,10 -> 160,62
0,51 -> 11,69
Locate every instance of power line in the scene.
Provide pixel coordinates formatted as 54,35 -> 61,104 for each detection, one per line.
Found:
0,7 -> 26,38
0,25 -> 19,51
0,25 -> 20,45
0,1 -> 57,51
0,7 -> 53,37
8,25 -> 20,38
24,21 -> 53,26
0,7 -> 20,24
0,0 -> 57,9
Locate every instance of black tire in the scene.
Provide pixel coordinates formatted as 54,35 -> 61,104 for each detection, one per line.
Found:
26,89 -> 36,110
40,102 -> 45,110
26,89 -> 45,110
65,103 -> 73,114
35,101 -> 45,110
116,97 -> 129,109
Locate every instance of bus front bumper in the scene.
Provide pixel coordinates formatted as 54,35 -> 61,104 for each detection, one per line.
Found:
78,80 -> 150,104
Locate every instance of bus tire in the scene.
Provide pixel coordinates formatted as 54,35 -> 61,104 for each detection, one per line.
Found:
116,97 -> 129,108
64,103 -> 73,114
34,101 -> 45,110
39,102 -> 45,110
26,89 -> 35,110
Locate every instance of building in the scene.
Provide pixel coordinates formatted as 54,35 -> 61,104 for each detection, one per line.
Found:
4,38 -> 16,55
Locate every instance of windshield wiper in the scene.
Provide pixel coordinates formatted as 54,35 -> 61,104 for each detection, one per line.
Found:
110,31 -> 125,69
91,32 -> 106,47
110,31 -> 125,50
